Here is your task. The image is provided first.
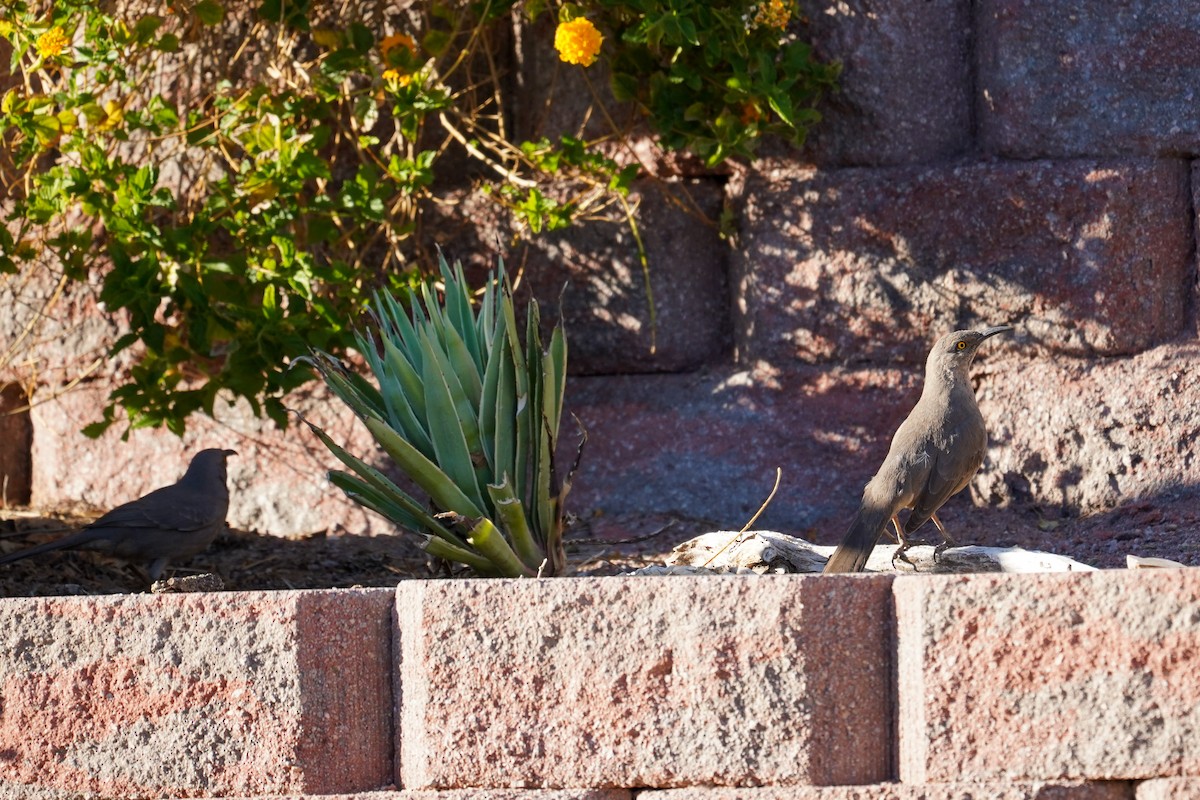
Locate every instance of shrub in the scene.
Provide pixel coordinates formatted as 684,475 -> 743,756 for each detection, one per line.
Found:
0,0 -> 836,435
299,254 -> 576,576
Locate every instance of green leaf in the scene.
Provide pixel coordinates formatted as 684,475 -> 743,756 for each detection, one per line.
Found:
364,413 -> 484,518
194,0 -> 226,25
418,326 -> 486,509
488,477 -> 543,571
466,517 -> 534,577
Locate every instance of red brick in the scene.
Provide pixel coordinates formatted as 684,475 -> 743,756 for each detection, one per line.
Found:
0,588 -> 393,797
643,783 -> 1130,800
895,570 -> 1200,782
974,340 -> 1200,517
425,179 -> 730,375
218,792 -> 630,800
397,575 -> 893,789
978,1 -> 1200,158
28,380 -> 397,537
796,0 -> 973,166
734,159 -> 1190,365
1136,778 -> 1200,800
565,365 -> 922,533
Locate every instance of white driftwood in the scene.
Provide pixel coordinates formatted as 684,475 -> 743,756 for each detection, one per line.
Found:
627,530 -> 1098,575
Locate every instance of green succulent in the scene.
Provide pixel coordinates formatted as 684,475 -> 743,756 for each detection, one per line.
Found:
301,254 -> 577,577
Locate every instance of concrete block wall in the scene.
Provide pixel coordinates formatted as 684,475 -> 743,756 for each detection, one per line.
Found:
4,570 -> 1200,798
1,1 -> 1199,544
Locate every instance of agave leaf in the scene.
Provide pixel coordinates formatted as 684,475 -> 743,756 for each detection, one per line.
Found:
424,535 -> 504,576
488,477 -> 543,570
439,254 -> 484,372
364,412 -> 485,518
356,331 -> 431,455
376,290 -> 425,372
501,281 -> 530,504
477,269 -> 497,355
327,469 -> 425,532
525,299 -> 544,531
417,326 -> 487,508
299,415 -> 467,547
439,321 -> 483,411
493,329 -> 517,491
478,308 -> 506,472
311,350 -> 385,419
467,517 -> 535,577
543,323 -> 567,444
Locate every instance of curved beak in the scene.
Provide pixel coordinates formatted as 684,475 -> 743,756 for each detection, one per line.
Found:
980,325 -> 1013,339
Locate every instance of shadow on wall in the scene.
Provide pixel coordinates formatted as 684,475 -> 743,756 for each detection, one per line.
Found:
733,159 -> 1194,368
422,178 -> 733,376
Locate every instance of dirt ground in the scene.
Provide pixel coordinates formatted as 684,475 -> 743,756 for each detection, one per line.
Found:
0,510 -> 717,597
2,492 -> 1198,596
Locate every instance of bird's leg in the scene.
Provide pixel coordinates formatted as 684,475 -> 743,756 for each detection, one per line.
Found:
882,515 -> 904,544
891,515 -> 917,569
931,512 -> 958,563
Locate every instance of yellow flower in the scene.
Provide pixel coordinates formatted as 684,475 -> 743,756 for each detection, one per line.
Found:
382,68 -> 413,89
754,0 -> 793,29
36,26 -> 70,59
554,18 -> 603,67
0,20 -> 15,39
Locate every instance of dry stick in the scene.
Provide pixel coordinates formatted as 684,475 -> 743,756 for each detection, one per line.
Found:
701,467 -> 783,568
438,112 -> 537,188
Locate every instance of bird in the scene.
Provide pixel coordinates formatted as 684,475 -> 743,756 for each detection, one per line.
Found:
0,448 -> 236,580
823,326 -> 1012,574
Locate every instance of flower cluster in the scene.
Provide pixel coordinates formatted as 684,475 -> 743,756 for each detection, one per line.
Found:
754,0 -> 793,29
36,26 -> 70,59
380,33 -> 417,88
554,18 -> 603,67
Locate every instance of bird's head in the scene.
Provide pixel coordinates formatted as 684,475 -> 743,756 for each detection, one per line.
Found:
927,325 -> 1012,380
185,448 -> 237,485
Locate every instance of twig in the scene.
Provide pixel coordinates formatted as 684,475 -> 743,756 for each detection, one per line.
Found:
701,468 -> 783,567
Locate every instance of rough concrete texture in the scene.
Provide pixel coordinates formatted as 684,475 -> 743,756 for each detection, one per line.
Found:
565,364 -> 923,533
644,783 -> 1131,800
27,379 -> 396,537
977,1 -> 1200,158
796,0 -> 973,166
895,570 -> 1200,783
976,340 -> 1200,515
0,258 -> 133,388
425,178 -> 731,374
734,159 -> 1191,366
397,575 -> 893,789
1136,778 -> 1200,800
0,588 -> 393,798
221,792 -> 630,800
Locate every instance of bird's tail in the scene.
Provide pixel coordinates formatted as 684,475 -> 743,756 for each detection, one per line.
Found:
823,502 -> 891,574
0,528 -> 108,567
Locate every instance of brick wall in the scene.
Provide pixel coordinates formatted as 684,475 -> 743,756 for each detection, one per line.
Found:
1,1 -> 1197,544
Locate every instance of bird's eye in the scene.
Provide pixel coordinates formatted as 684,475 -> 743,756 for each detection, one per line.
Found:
955,340 -> 967,351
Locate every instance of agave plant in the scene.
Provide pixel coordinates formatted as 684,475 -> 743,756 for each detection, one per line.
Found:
299,255 -> 577,577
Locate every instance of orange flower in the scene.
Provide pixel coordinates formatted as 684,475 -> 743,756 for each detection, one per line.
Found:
554,18 -> 602,67
379,33 -> 416,64
754,0 -> 793,29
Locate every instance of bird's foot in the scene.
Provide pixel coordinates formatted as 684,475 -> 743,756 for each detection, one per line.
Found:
891,545 -> 917,570
933,541 -> 952,564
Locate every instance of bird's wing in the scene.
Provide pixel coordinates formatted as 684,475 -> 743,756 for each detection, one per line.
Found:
905,436 -> 985,534
87,486 -> 220,533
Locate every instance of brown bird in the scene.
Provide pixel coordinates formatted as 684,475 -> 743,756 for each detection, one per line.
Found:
0,448 -> 236,580
823,326 -> 1011,573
